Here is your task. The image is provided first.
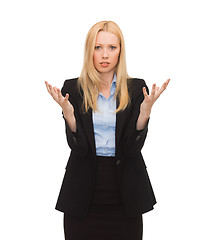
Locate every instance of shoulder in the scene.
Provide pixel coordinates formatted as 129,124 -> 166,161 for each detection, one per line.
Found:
61,77 -> 79,96
127,78 -> 148,97
63,77 -> 79,89
128,78 -> 147,88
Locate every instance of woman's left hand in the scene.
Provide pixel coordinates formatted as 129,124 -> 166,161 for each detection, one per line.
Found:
140,78 -> 170,117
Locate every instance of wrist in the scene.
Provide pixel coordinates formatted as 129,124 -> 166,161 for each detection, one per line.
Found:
136,105 -> 151,130
64,114 -> 76,133
140,110 -> 150,120
140,104 -> 151,119
63,111 -> 75,121
64,114 -> 75,122
136,113 -> 149,131
62,106 -> 74,118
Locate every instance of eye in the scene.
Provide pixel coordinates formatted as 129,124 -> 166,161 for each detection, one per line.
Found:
110,46 -> 116,50
95,46 -> 101,50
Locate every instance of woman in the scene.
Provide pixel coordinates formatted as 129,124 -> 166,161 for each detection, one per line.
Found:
45,21 -> 170,240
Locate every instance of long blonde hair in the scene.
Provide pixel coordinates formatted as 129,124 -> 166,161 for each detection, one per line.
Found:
78,21 -> 131,113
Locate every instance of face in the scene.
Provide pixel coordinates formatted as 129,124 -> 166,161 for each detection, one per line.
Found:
93,31 -> 120,75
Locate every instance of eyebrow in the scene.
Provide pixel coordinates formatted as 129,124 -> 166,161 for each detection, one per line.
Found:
95,43 -> 118,45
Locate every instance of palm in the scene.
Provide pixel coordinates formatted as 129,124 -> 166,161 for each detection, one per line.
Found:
45,81 -> 74,115
141,79 -> 170,114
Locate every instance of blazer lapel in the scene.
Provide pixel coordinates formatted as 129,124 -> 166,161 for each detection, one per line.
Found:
81,108 -> 97,157
116,96 -> 126,148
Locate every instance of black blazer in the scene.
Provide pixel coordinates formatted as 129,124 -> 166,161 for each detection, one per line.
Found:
55,78 -> 157,218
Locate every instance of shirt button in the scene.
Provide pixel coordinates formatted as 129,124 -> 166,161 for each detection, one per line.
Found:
116,160 -> 120,165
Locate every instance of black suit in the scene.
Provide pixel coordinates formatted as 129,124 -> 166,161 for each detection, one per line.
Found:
55,78 -> 157,218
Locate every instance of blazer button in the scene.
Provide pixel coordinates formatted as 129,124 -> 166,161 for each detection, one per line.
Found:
136,135 -> 140,141
116,160 -> 120,165
72,136 -> 77,144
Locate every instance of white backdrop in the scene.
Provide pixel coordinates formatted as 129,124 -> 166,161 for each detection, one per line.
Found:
0,0 -> 209,239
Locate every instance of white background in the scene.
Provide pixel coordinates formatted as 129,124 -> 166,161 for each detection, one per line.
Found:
0,0 -> 209,239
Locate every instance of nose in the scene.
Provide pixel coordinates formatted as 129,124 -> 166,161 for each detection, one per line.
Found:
102,48 -> 108,59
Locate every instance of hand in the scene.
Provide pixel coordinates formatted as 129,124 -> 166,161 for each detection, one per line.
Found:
141,79 -> 170,117
45,81 -> 74,118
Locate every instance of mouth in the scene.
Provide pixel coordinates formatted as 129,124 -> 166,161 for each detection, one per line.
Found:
100,62 -> 110,67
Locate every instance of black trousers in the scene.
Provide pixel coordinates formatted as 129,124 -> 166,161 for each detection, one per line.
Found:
63,156 -> 143,240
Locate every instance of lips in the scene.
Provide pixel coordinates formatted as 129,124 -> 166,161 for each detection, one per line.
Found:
100,62 -> 110,67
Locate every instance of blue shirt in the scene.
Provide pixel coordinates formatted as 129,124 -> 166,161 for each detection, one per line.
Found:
92,75 -> 116,156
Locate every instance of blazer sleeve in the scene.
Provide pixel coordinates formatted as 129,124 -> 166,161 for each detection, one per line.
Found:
123,79 -> 150,155
61,80 -> 88,154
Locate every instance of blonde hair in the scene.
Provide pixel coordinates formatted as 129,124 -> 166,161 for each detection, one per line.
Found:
78,20 -> 131,113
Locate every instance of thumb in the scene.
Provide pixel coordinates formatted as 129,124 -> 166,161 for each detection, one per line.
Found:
64,93 -> 69,101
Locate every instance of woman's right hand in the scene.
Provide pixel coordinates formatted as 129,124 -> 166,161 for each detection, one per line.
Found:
45,81 -> 74,118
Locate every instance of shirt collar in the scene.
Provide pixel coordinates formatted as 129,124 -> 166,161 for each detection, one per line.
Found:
110,74 -> 117,95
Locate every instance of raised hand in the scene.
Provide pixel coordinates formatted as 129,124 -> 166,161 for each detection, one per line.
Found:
45,81 -> 74,118
136,79 -> 170,130
141,79 -> 170,116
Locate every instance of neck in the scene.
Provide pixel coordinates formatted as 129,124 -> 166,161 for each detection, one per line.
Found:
99,71 -> 115,89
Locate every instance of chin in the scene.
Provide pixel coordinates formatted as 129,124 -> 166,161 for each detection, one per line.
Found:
97,67 -> 115,74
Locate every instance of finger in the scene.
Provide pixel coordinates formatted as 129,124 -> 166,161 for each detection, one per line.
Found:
53,87 -> 58,94
49,85 -> 59,100
57,88 -> 64,100
142,87 -> 148,97
45,81 -> 51,94
163,79 -> 170,89
166,78 -> 171,86
64,93 -> 69,101
151,84 -> 156,95
48,83 -> 54,95
158,79 -> 170,94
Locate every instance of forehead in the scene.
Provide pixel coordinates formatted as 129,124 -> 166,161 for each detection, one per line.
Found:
95,31 -> 120,44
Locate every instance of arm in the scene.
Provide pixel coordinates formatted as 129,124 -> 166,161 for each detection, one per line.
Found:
63,115 -> 76,133
45,80 -> 88,154
122,80 -> 150,155
123,78 -> 170,155
61,80 -> 88,154
45,80 -> 76,132
136,78 -> 170,130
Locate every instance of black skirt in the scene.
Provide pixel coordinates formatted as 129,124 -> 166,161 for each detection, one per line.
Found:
63,156 -> 143,240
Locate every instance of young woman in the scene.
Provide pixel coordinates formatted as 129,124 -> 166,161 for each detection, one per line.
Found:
45,21 -> 170,240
